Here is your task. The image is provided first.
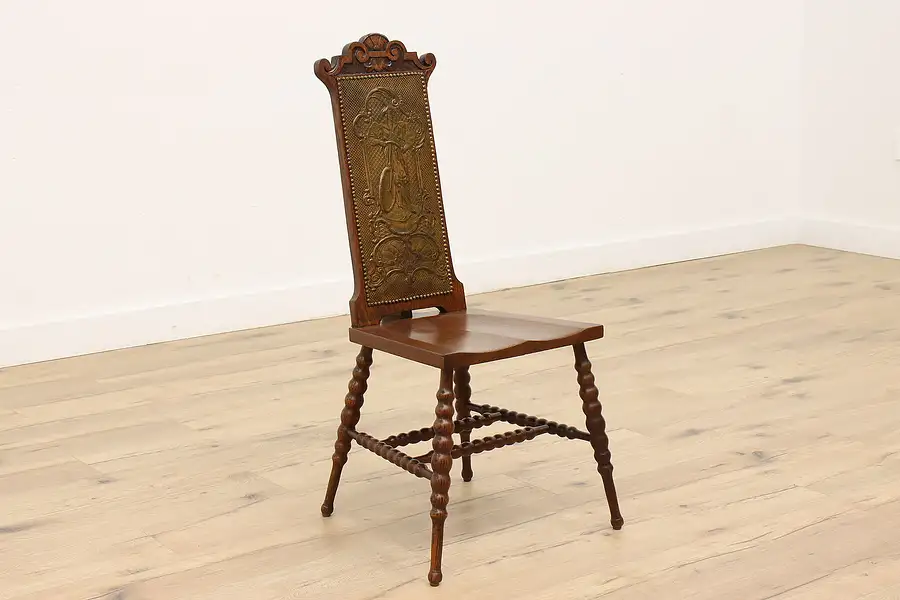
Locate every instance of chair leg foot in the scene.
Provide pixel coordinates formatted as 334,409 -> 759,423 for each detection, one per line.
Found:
600,465 -> 625,529
321,347 -> 373,518
429,367 -> 455,586
453,367 -> 473,482
574,343 -> 624,530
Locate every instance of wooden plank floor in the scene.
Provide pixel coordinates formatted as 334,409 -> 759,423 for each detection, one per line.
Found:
2,244 -> 900,600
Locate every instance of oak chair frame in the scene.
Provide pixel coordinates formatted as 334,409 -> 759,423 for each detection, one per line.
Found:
314,33 -> 623,587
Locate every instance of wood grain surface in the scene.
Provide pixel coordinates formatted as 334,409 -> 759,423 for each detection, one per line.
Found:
2,245 -> 899,599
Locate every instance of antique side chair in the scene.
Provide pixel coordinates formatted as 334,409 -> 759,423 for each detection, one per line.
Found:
314,33 -> 624,587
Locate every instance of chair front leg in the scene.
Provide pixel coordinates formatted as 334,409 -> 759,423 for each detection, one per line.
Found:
573,343 -> 624,530
453,367 -> 473,482
321,346 -> 373,517
429,367 -> 455,586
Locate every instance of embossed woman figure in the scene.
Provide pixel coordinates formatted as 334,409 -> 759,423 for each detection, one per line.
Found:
353,87 -> 428,233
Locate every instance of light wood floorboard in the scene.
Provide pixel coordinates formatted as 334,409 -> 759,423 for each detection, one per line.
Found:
2,244 -> 899,599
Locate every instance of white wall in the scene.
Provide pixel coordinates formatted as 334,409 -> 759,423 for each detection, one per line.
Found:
800,0 -> 900,258
1,0 -> 805,367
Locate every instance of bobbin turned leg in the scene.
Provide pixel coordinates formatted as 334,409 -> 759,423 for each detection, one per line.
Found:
428,367 -> 455,586
573,343 -> 624,530
321,346 -> 373,517
453,367 -> 473,482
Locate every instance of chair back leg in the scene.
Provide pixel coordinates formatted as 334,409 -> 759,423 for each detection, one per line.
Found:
453,367 -> 473,482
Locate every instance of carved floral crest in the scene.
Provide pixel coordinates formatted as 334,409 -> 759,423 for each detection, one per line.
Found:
315,33 -> 436,78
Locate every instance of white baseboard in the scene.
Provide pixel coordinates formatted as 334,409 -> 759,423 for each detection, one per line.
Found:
0,217 -> 800,368
0,280 -> 353,369
459,218 -> 800,294
799,218 -> 900,260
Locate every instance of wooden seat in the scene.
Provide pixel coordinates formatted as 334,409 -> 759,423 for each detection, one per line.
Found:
314,33 -> 624,587
350,308 -> 605,368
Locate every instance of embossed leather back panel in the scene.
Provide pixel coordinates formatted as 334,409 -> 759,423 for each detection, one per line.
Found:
336,71 -> 453,306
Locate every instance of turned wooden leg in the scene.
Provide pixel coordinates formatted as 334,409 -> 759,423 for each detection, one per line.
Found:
453,367 -> 473,482
573,343 -> 624,530
321,346 -> 373,518
429,367 -> 455,586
